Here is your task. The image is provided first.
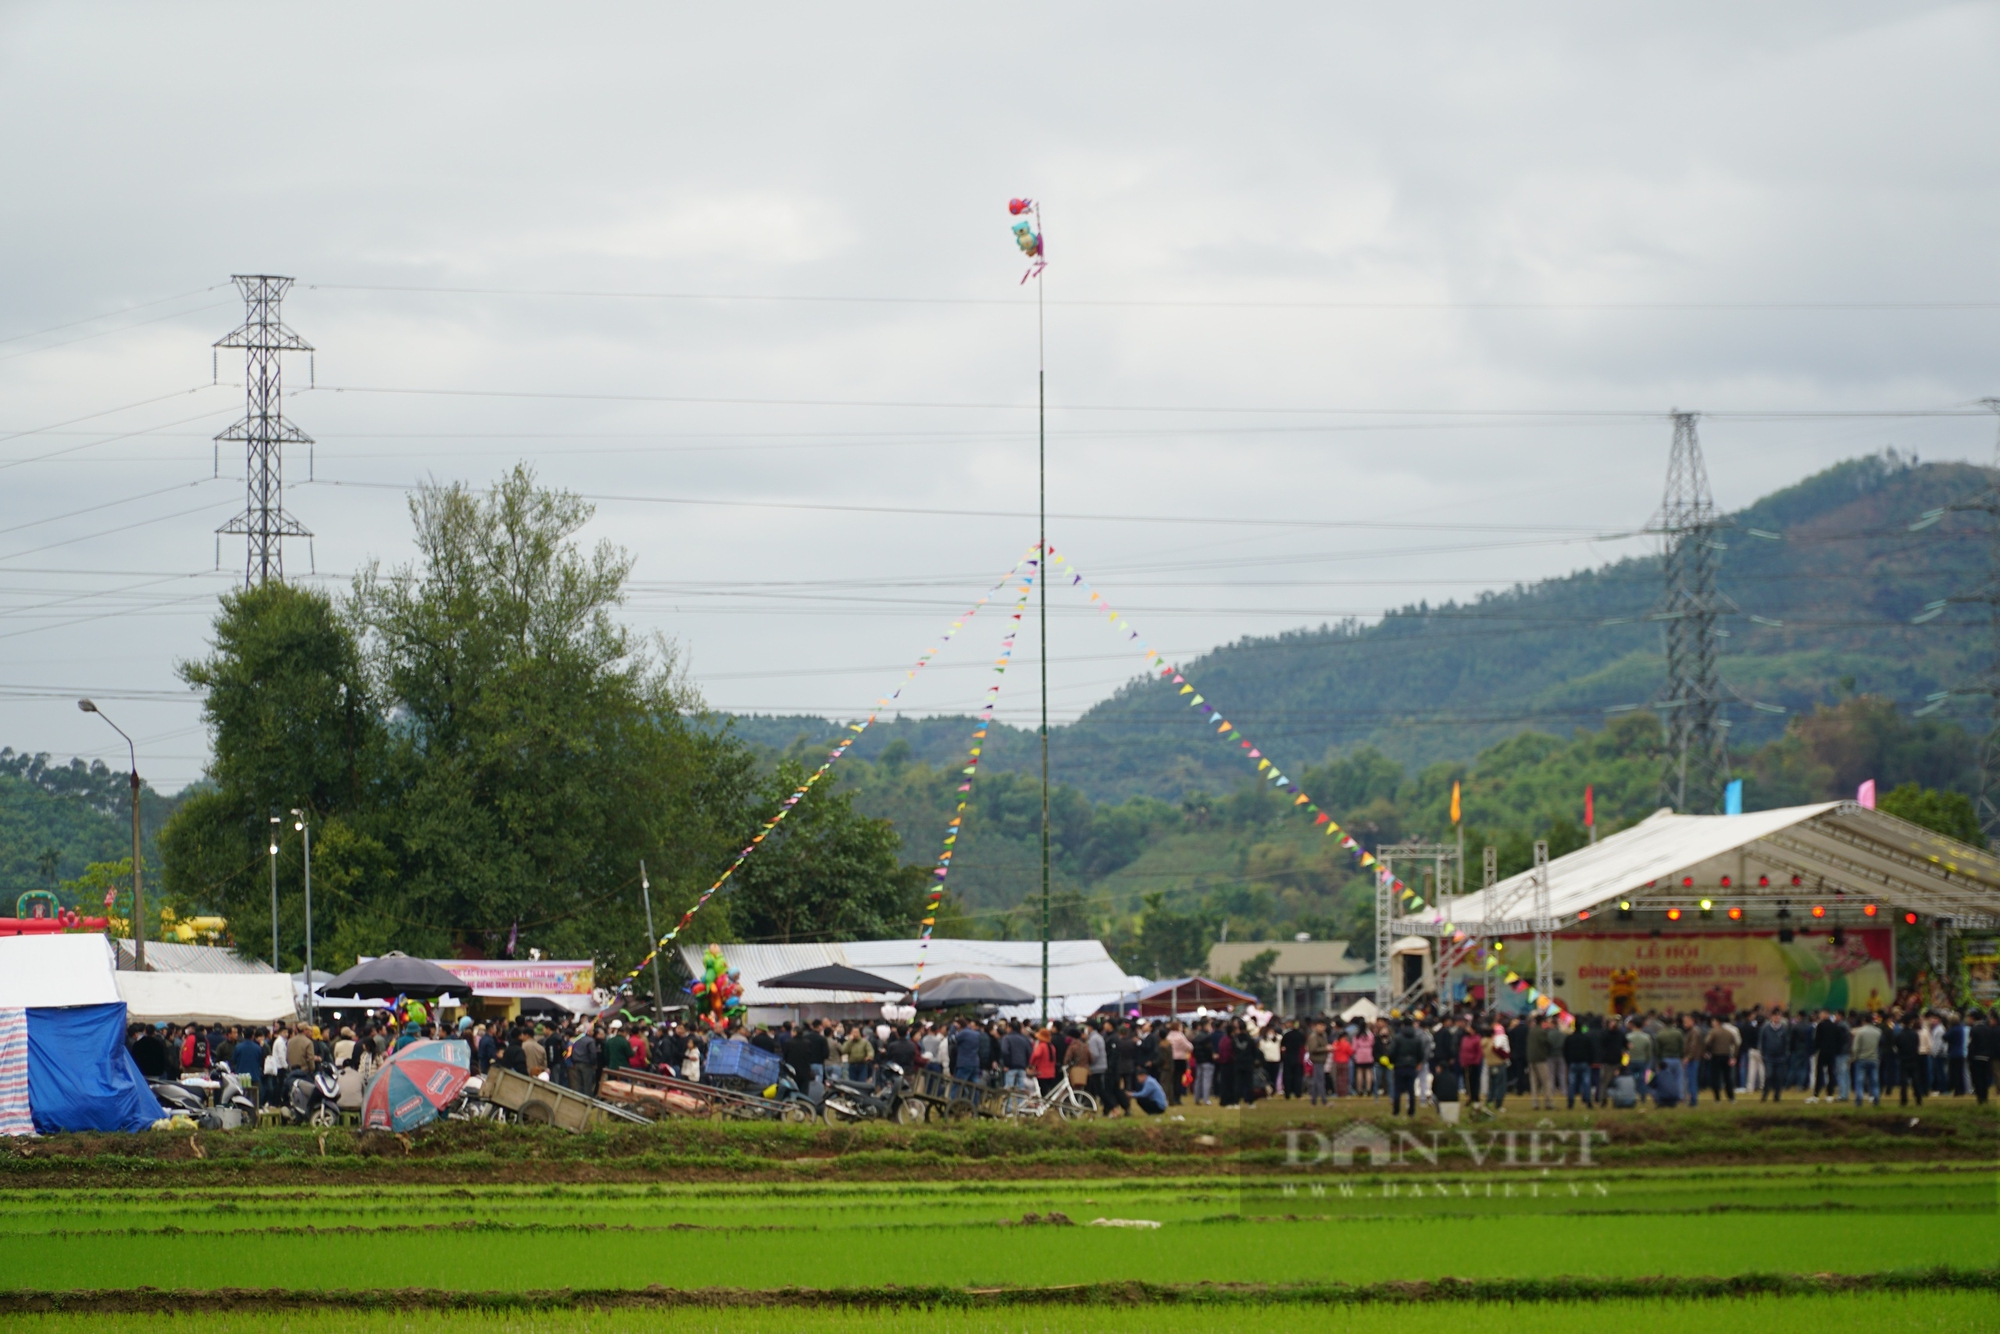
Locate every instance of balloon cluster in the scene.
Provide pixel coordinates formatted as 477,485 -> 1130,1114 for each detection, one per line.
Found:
687,944 -> 746,1030
1007,198 -> 1045,283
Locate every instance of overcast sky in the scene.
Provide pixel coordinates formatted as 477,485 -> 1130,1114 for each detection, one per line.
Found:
3,3 -> 1998,790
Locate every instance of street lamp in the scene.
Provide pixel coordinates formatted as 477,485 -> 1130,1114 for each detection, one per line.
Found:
291,808 -> 313,1021
77,699 -> 144,971
269,815 -> 282,970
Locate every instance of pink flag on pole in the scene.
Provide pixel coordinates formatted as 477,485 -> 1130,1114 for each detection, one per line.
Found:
1858,779 -> 1877,809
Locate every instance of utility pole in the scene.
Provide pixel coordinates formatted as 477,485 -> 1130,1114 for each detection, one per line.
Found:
1651,411 -> 1734,813
292,810 -> 313,1020
1911,400 -> 2000,840
1034,206 -> 1051,1027
269,814 -> 282,970
640,861 -> 664,1023
215,275 -> 313,587
1532,839 -> 1553,1003
77,700 -> 143,970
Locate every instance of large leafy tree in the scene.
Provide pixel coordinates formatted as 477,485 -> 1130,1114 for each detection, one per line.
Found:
163,466 -> 909,976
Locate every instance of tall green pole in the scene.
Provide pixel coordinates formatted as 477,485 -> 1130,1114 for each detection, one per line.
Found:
1037,203 -> 1050,1026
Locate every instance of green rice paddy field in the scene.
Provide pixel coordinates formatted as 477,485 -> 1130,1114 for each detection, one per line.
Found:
0,1167 -> 1991,1294
0,1296 -> 1996,1334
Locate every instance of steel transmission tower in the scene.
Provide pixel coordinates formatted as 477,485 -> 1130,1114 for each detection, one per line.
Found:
1652,411 -> 1735,813
214,276 -> 312,586
1910,399 -> 2000,838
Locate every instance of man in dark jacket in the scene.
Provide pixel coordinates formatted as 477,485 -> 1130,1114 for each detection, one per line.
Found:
1388,1022 -> 1424,1116
1781,1011 -> 1810,1092
1562,1020 -> 1595,1109
1759,1009 -> 1790,1101
1967,1009 -> 1998,1105
1894,1015 -> 1925,1106
1279,1022 -> 1306,1100
999,1021 -> 1033,1094
230,1029 -> 265,1107
1595,1018 -> 1629,1106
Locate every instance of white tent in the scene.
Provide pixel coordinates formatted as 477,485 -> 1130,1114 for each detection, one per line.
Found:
1395,801 -> 2000,937
681,939 -> 1134,1021
0,935 -> 121,1009
115,973 -> 297,1027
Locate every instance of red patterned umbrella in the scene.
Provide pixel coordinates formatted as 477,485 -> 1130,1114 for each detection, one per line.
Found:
361,1038 -> 471,1133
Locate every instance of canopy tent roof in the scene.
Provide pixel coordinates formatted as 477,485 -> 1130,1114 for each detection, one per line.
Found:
115,972 -> 296,1027
680,940 -> 1135,1018
1096,976 -> 1258,1016
760,963 -> 910,994
0,934 -> 120,1009
1396,802 -> 2000,937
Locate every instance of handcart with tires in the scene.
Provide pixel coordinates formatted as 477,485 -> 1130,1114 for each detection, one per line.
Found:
476,1065 -> 653,1131
599,1065 -> 817,1123
902,1065 -> 1012,1122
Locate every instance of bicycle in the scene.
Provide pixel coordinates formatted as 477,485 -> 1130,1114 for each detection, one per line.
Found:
1011,1079 -> 1101,1121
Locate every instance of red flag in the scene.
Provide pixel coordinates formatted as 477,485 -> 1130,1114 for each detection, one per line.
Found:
1585,784 -> 1594,828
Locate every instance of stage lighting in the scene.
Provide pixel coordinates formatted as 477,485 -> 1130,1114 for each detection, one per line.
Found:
1904,911 -> 1919,926
1863,904 -> 1877,918
1757,875 -> 1770,888
1727,907 -> 1743,921
1681,876 -> 1694,888
1811,905 -> 1826,919
1666,907 -> 1683,922
1720,876 -> 1732,889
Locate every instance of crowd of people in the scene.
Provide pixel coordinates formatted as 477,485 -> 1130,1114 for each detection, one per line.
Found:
126,997 -> 2000,1119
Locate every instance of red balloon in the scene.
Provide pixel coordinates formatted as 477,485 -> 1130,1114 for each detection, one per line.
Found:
1009,198 -> 1032,215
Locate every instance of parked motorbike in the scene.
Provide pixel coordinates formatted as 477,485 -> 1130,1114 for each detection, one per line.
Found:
148,1078 -> 224,1130
285,1059 -> 343,1128
148,1073 -> 257,1130
820,1061 -> 908,1124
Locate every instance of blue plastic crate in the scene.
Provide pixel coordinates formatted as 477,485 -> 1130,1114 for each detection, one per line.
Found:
704,1038 -> 781,1089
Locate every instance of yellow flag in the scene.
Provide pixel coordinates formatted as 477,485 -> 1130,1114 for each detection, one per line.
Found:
1450,781 -> 1462,825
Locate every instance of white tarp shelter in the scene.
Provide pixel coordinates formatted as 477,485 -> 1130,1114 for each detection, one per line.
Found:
1396,801 -> 2000,936
680,939 -> 1135,1021
0,935 -> 121,1009
115,973 -> 297,1027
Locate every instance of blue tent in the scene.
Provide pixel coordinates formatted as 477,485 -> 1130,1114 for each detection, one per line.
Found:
23,1003 -> 164,1133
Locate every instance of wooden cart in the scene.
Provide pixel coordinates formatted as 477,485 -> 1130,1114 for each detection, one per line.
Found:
599,1066 -> 817,1123
477,1066 -> 652,1131
903,1066 -> 1012,1121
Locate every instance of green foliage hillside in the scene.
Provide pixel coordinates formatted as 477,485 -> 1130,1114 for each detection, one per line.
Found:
732,453 -> 1991,804
0,750 -> 176,905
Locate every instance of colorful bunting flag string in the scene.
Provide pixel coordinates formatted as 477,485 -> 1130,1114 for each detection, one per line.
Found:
910,557 -> 1038,987
608,545 -> 1043,1006
1046,546 -> 1570,1018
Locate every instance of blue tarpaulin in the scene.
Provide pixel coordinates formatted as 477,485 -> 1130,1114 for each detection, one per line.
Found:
25,1002 -> 164,1133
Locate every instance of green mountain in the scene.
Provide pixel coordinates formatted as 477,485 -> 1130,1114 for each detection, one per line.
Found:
731,453 -> 1991,804
0,750 -> 178,907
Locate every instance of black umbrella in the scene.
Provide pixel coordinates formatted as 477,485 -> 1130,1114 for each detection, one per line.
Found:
761,963 -> 912,994
912,972 -> 1036,1009
321,951 -> 466,1000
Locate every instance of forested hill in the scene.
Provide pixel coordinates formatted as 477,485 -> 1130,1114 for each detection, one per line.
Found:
0,750 -> 177,897
732,453 -> 1992,803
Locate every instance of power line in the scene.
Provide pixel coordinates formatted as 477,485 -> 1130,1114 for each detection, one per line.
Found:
312,475 -> 1643,539
306,281 -> 2000,313
0,285 -> 229,348
0,300 -> 234,366
307,382 -> 1994,420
